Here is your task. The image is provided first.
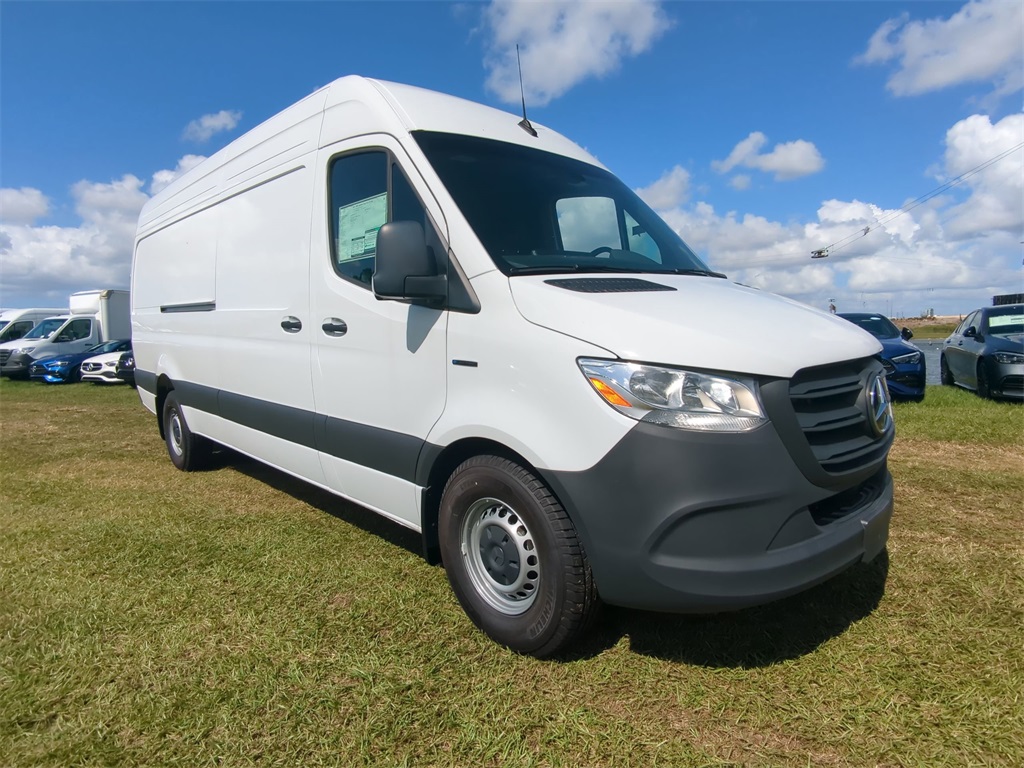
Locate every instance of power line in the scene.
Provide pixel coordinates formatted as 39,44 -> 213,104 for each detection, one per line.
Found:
809,141 -> 1024,260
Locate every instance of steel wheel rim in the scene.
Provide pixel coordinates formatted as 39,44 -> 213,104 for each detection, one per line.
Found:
169,410 -> 184,457
460,496 -> 539,615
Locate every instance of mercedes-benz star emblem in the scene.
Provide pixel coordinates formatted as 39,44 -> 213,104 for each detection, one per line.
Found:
867,373 -> 893,437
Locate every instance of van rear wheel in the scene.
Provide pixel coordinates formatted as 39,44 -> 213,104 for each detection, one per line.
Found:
162,391 -> 210,471
439,455 -> 599,658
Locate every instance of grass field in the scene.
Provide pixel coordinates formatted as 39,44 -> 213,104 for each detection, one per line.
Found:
1,379 -> 1021,766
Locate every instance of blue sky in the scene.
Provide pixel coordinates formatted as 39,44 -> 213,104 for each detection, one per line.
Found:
2,0 -> 1021,316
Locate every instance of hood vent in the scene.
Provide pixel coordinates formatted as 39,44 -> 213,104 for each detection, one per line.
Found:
544,278 -> 676,294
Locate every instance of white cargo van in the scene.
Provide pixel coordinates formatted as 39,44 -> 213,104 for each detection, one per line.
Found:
132,76 -> 894,657
0,290 -> 130,378
0,308 -> 66,344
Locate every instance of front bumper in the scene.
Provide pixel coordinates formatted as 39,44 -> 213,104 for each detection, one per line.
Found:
81,366 -> 121,383
882,359 -> 926,399
1,352 -> 32,377
543,420 -> 893,612
29,362 -> 73,383
989,360 -> 1024,399
542,358 -> 895,613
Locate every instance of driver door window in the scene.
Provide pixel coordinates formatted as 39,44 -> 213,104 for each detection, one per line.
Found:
329,151 -> 443,288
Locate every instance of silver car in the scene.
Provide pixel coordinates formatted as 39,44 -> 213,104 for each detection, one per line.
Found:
940,304 -> 1024,399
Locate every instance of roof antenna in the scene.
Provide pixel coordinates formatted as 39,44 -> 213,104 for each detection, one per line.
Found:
516,44 -> 538,137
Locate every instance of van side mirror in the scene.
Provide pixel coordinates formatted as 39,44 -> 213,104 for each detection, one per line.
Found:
901,327 -> 913,340
373,221 -> 446,303
963,326 -> 977,339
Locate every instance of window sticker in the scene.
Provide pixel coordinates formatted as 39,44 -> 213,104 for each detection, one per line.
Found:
337,192 -> 387,261
989,314 -> 1024,329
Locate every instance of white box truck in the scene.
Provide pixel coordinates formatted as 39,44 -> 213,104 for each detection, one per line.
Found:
132,77 -> 894,657
0,290 -> 130,378
0,308 -> 67,344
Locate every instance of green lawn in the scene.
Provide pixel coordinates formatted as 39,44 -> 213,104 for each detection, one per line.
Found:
1,379 -> 1021,766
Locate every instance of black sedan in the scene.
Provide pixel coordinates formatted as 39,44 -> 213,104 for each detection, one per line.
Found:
940,304 -> 1024,399
115,350 -> 136,387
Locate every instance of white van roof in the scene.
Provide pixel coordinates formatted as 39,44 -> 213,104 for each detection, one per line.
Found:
139,76 -> 602,234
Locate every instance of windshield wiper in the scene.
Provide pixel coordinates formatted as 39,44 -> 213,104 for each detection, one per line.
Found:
656,268 -> 728,278
507,264 -> 585,275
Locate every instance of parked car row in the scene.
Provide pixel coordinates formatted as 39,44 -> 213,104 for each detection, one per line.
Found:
24,339 -> 135,386
835,303 -> 1023,402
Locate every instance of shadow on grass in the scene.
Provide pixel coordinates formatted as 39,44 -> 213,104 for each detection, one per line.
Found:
567,550 -> 890,667
214,448 -> 423,558
206,447 -> 889,669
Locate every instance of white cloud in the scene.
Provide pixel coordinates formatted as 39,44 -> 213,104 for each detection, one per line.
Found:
0,157 -> 206,303
635,165 -> 690,209
643,112 -> 1022,314
183,109 -> 242,142
855,0 -> 1024,99
483,0 -> 672,106
729,175 -> 751,191
0,188 -> 51,225
712,132 -> 824,181
940,113 -> 1024,239
151,154 -> 207,195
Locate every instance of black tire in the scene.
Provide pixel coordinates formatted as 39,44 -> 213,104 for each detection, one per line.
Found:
162,391 -> 211,471
439,455 -> 600,658
976,361 -> 992,399
939,354 -> 954,386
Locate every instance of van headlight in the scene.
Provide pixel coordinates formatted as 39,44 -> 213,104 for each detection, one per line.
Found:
578,358 -> 767,432
13,346 -> 35,356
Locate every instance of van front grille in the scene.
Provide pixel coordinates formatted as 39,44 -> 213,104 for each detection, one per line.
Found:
0,350 -> 11,365
788,360 -> 891,475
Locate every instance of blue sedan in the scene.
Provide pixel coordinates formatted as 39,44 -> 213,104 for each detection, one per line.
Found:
837,313 -> 926,401
29,339 -> 132,383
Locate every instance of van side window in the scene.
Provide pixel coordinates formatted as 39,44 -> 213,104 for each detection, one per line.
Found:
0,320 -> 34,342
329,152 -> 444,288
330,151 -> 388,286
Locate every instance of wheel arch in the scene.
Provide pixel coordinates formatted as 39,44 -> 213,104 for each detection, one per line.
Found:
155,374 -> 175,439
419,437 -> 546,566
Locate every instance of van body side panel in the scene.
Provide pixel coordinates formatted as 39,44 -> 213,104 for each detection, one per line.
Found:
134,205 -> 221,396
212,162 -> 323,484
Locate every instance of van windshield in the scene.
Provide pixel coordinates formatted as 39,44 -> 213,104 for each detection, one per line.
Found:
412,131 -> 719,278
23,318 -> 67,340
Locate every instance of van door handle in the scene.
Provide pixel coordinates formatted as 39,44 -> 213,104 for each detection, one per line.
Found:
321,318 -> 348,337
280,316 -> 302,333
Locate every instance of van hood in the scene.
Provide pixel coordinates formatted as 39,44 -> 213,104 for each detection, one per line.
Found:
508,274 -> 881,379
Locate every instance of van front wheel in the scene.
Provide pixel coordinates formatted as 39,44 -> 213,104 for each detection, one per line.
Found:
439,455 -> 599,658
162,391 -> 210,471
